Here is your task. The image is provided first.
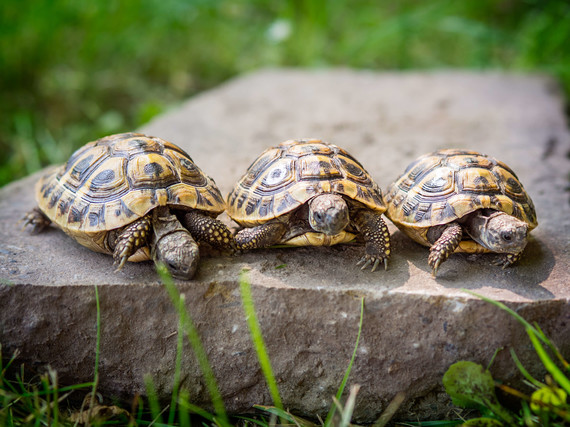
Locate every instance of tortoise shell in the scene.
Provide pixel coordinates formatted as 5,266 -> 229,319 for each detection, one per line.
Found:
227,139 -> 386,227
384,149 -> 537,251
35,132 -> 225,256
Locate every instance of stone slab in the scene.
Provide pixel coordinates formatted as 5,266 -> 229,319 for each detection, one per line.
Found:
1,69 -> 569,422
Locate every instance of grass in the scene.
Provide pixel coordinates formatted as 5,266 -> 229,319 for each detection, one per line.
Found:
1,271 -> 569,425
1,0 -> 569,187
0,267 -> 400,426
439,290 -> 570,426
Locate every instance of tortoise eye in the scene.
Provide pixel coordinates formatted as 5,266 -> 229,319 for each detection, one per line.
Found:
501,232 -> 512,241
314,212 -> 324,223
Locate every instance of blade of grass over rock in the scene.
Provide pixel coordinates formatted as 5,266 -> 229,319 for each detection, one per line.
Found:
178,398 -> 217,423
157,263 -> 230,426
253,405 -> 316,427
168,293 -> 186,426
527,327 -> 570,394
47,368 -> 59,426
509,348 -> 544,389
239,269 -> 283,412
462,289 -> 569,369
86,284 -> 102,424
324,297 -> 364,427
177,389 -> 191,427
144,374 -> 165,425
465,289 -> 569,368
400,420 -> 466,426
17,382 -> 95,398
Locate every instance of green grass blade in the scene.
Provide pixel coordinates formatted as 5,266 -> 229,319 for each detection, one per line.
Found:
239,269 -> 283,411
177,389 -> 191,427
324,297 -> 364,427
462,289 -> 535,331
18,382 -> 95,398
178,398 -> 216,422
254,405 -> 315,427
86,284 -> 102,424
527,327 -> 570,394
158,264 -> 230,426
144,374 -> 164,425
168,293 -> 186,426
533,323 -> 569,371
48,368 -> 59,426
509,348 -> 544,389
399,421 -> 464,426
464,290 -> 569,374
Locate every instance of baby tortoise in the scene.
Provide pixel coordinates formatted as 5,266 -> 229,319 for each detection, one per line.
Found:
226,139 -> 391,271
24,132 -> 235,279
385,149 -> 537,276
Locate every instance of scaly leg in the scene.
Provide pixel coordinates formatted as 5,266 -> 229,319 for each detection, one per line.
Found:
428,222 -> 462,276
112,215 -> 152,270
493,251 -> 522,268
352,210 -> 391,272
234,222 -> 287,251
181,210 -> 236,252
22,207 -> 51,234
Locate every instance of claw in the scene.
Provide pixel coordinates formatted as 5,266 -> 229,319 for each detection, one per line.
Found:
371,258 -> 380,272
430,259 -> 441,278
359,259 -> 372,271
113,255 -> 128,272
356,257 -> 365,266
384,258 -> 388,271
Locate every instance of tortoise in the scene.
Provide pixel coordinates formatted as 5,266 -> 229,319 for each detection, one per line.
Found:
226,139 -> 391,271
384,149 -> 537,275
23,132 -> 235,279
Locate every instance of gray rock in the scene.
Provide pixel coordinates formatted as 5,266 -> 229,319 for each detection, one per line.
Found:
1,69 -> 569,422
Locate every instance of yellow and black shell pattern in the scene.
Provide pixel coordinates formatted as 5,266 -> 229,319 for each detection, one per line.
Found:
385,149 -> 537,250
36,133 -> 225,246
227,139 -> 386,227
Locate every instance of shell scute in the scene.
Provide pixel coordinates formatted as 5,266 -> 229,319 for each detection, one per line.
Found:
298,156 -> 343,180
63,145 -> 109,191
36,133 -> 224,235
385,149 -> 538,248
227,139 -> 385,225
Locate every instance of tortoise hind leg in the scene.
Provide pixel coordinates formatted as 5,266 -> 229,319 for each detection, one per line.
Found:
112,215 -> 152,271
22,207 -> 51,234
428,222 -> 462,277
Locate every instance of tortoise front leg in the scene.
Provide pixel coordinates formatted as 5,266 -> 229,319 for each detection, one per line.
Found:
180,211 -> 236,252
112,215 -> 152,271
234,222 -> 287,251
352,210 -> 391,272
22,207 -> 51,234
492,251 -> 522,268
428,222 -> 462,276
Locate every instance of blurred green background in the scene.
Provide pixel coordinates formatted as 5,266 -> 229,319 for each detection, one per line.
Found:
1,0 -> 569,187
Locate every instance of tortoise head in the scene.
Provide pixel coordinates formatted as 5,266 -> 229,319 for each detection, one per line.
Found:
151,207 -> 200,280
308,194 -> 349,236
153,231 -> 200,279
466,210 -> 529,254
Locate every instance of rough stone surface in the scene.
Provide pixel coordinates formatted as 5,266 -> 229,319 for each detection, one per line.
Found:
1,69 -> 569,422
